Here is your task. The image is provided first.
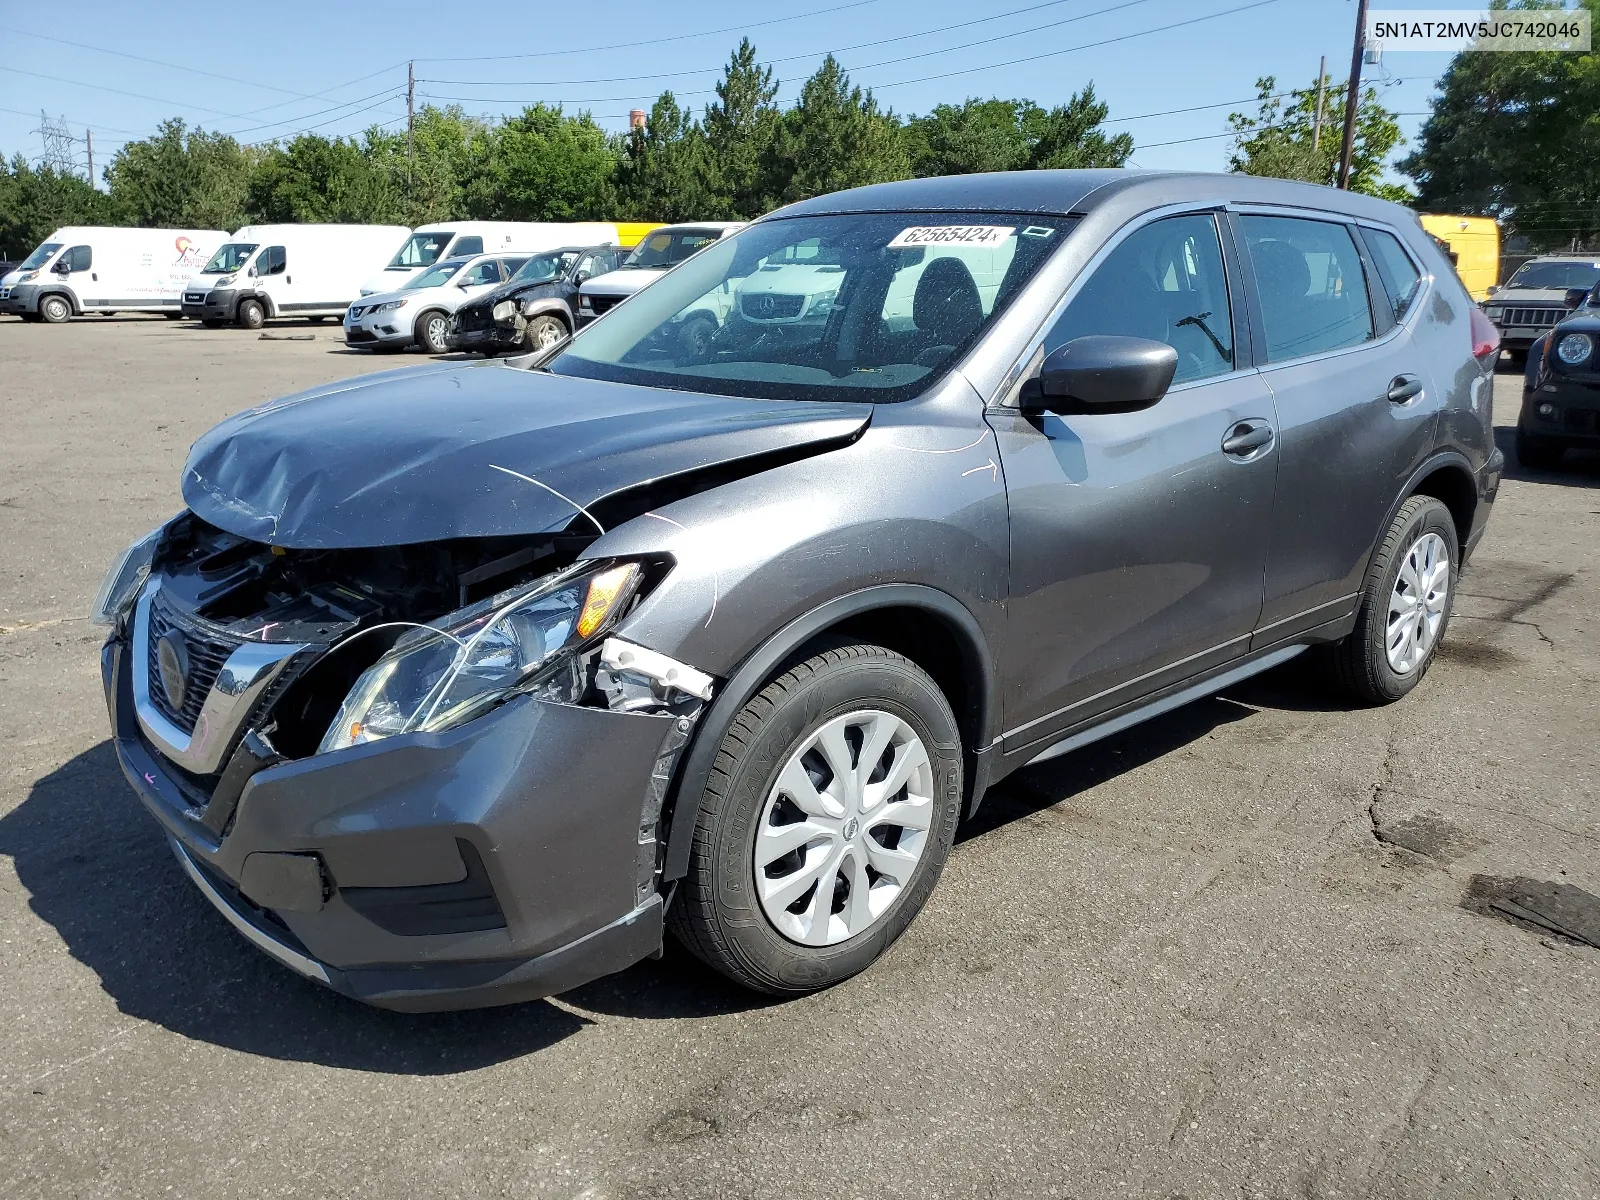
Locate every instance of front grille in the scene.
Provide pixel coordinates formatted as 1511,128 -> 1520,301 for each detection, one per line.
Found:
455,306 -> 493,333
1503,307 -> 1564,328
0,288 -> 11,300
184,292 -> 205,304
146,593 -> 244,734
1566,408 -> 1598,432
741,293 -> 806,320
588,295 -> 621,316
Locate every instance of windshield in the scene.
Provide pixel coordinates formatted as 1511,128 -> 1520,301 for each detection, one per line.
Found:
1507,260 -> 1600,290
623,230 -> 724,270
548,213 -> 1075,404
202,243 -> 258,274
405,259 -> 468,290
510,251 -> 579,285
20,242 -> 63,270
387,231 -> 453,270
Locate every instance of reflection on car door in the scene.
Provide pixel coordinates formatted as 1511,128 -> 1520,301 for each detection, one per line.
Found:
988,211 -> 1280,758
1234,213 -> 1441,643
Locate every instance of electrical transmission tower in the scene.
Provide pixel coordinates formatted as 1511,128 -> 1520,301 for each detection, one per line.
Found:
37,111 -> 80,176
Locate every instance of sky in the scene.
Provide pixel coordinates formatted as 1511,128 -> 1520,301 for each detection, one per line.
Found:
0,0 -> 1481,187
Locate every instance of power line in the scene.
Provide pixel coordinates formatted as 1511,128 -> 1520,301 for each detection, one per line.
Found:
420,0 -> 1122,87
8,66 -> 251,121
417,0 -> 893,63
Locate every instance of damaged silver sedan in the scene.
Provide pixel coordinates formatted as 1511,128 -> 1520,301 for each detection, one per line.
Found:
97,170 -> 1501,1009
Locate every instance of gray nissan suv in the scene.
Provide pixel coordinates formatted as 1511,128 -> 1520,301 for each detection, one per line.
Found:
95,171 -> 1503,1010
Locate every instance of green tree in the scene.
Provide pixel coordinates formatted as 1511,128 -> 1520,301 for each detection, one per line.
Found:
615,91 -> 715,222
1229,75 -> 1410,202
767,56 -> 909,204
1400,0 -> 1600,249
247,134 -> 394,223
0,155 -> 114,258
362,105 -> 493,226
487,104 -> 621,221
702,38 -> 782,218
105,119 -> 255,229
903,86 -> 1130,178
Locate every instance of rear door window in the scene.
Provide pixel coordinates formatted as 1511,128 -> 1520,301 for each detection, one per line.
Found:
1045,213 -> 1235,384
451,235 -> 484,257
1240,215 -> 1373,361
1361,227 -> 1423,323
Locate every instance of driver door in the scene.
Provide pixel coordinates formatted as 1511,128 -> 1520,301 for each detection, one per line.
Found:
987,210 -> 1280,757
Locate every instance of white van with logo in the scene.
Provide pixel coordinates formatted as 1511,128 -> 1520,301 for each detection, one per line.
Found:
359,222 -> 656,295
0,227 -> 226,322
184,225 -> 410,329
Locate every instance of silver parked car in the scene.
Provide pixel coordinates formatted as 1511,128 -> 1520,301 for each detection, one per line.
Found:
95,171 -> 1503,1010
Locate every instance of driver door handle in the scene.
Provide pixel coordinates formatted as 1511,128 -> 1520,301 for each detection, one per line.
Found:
1221,419 -> 1274,457
1387,373 -> 1423,404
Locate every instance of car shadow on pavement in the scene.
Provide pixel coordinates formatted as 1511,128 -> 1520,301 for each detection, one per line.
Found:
1492,425 -> 1600,487
0,742 -> 595,1073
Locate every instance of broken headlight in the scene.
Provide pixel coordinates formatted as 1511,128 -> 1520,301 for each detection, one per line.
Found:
91,520 -> 170,628
318,561 -> 643,753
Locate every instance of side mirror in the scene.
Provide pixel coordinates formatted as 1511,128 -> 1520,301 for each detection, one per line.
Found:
574,271 -> 590,285
247,265 -> 257,278
1564,287 -> 1588,310
52,259 -> 71,274
1024,335 -> 1178,414
1485,284 -> 1499,296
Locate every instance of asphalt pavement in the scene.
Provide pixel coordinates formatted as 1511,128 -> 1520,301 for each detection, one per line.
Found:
1,317 -> 1595,1199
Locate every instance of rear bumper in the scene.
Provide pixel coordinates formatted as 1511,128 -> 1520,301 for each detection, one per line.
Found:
103,634 -> 684,1010
1466,446 -> 1505,560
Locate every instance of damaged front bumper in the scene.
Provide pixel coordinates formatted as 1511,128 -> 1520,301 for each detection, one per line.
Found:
103,624 -> 700,1011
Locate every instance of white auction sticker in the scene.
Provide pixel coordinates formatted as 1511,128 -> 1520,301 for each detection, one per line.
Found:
888,225 -> 1015,249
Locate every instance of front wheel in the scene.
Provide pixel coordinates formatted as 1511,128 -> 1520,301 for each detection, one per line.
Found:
524,314 -> 568,352
1328,495 -> 1458,704
1515,428 -> 1566,471
415,309 -> 451,354
668,643 -> 962,996
237,298 -> 265,330
39,295 -> 72,323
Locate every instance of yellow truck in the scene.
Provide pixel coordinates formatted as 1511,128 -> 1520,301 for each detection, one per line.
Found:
1419,214 -> 1500,301
614,222 -> 664,248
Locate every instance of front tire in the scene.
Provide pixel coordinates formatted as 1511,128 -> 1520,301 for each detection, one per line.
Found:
668,643 -> 962,996
415,309 -> 451,354
524,314 -> 568,352
39,294 -> 71,323
237,298 -> 265,330
1329,495 -> 1458,705
1515,428 -> 1566,471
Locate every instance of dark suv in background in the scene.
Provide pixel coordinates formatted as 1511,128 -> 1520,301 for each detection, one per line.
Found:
95,171 -> 1501,1011
451,245 -> 625,355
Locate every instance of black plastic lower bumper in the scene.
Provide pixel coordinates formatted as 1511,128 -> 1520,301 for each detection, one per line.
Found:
1520,378 -> 1600,446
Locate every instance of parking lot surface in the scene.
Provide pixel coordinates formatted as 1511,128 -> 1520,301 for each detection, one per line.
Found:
1,317 -> 1596,1199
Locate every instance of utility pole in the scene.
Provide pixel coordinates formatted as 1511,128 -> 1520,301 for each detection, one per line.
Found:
1337,0 -> 1370,189
85,128 -> 93,187
406,61 -> 415,198
1311,56 -> 1327,171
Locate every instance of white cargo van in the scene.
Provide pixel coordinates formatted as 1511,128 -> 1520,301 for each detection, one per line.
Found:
359,222 -> 645,295
183,224 -> 410,328
0,227 -> 226,322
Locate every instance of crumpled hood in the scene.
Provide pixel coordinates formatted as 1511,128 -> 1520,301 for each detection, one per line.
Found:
182,360 -> 870,548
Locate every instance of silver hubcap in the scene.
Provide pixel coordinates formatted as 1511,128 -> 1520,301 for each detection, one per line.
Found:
754,709 -> 934,946
535,321 -> 563,348
45,299 -> 66,319
427,317 -> 445,345
1387,531 -> 1450,674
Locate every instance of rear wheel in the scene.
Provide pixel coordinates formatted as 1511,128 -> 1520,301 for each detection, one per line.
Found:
524,314 -> 568,352
416,309 -> 451,354
1328,495 -> 1458,705
237,298 -> 265,330
39,294 -> 72,323
668,643 -> 962,995
1515,428 -> 1566,471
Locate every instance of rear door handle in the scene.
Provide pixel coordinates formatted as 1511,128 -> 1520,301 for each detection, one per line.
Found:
1387,374 -> 1423,404
1221,420 -> 1274,457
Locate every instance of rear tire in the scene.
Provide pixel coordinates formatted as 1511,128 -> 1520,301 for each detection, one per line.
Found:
416,309 -> 451,354
39,294 -> 72,323
668,643 -> 962,996
237,298 -> 265,330
1328,495 -> 1458,705
1515,428 -> 1566,471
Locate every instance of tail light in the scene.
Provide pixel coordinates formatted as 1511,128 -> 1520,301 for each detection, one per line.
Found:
1470,306 -> 1500,365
